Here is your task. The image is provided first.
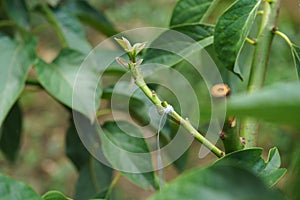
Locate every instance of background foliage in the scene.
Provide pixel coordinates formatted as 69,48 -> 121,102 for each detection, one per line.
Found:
0,0 -> 300,199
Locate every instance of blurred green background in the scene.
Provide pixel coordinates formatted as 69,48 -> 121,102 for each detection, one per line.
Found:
1,0 -> 300,199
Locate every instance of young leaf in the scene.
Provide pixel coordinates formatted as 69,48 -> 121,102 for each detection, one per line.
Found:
170,0 -> 215,27
4,0 -> 30,30
42,191 -> 70,200
0,34 -> 36,126
292,44 -> 300,79
149,164 -> 283,200
0,174 -> 41,200
35,49 -> 102,121
214,0 -> 260,79
227,82 -> 300,127
0,102 -> 22,162
63,0 -> 118,37
144,24 -> 214,67
214,148 -> 286,187
99,121 -> 158,190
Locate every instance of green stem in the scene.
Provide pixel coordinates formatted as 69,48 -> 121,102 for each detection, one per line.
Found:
0,20 -> 15,28
241,0 -> 281,147
96,109 -> 112,117
131,63 -> 224,158
275,30 -> 293,47
105,172 -> 122,200
39,4 -> 69,47
221,117 -> 244,153
246,37 -> 256,45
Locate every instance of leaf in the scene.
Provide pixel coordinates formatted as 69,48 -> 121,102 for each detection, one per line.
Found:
0,174 -> 41,200
227,82 -> 300,127
149,164 -> 283,200
102,85 -> 189,173
214,148 -> 286,187
99,121 -> 158,190
214,0 -> 260,79
42,191 -> 70,200
102,84 -> 151,126
0,34 -> 36,126
144,24 -> 214,67
53,7 -> 92,54
170,0 -> 215,27
35,49 -> 102,121
0,102 -> 22,162
66,112 -> 113,199
63,0 -> 117,37
4,0 -> 30,30
292,44 -> 300,79
75,158 -> 113,200
65,114 -> 90,171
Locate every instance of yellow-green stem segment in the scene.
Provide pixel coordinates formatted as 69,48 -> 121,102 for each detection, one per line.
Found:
130,63 -> 224,158
241,0 -> 281,147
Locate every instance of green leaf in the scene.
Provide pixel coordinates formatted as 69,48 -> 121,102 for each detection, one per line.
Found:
99,121 -> 158,190
214,148 -> 286,187
102,85 -> 188,172
170,0 -> 214,27
149,164 -> 283,200
35,49 -> 102,121
227,82 -> 300,127
64,0 -> 117,37
144,24 -> 214,67
214,0 -> 260,79
65,114 -> 90,171
42,191 -> 70,200
75,158 -> 113,200
0,34 -> 36,126
292,44 -> 300,79
158,120 -> 189,173
65,112 -> 113,199
53,7 -> 91,54
0,102 -> 22,162
0,174 -> 41,200
102,85 -> 151,126
4,0 -> 30,30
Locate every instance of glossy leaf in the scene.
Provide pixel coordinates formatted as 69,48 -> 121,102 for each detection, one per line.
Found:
35,49 -> 102,121
170,0 -> 214,26
144,24 -> 214,67
214,0 -> 260,79
292,44 -> 300,79
42,191 -> 70,200
53,7 -> 91,54
0,102 -> 22,162
4,0 -> 30,30
0,174 -> 41,200
64,0 -> 117,37
0,34 -> 36,126
214,148 -> 286,187
100,121 -> 158,190
149,164 -> 283,200
227,82 -> 300,127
